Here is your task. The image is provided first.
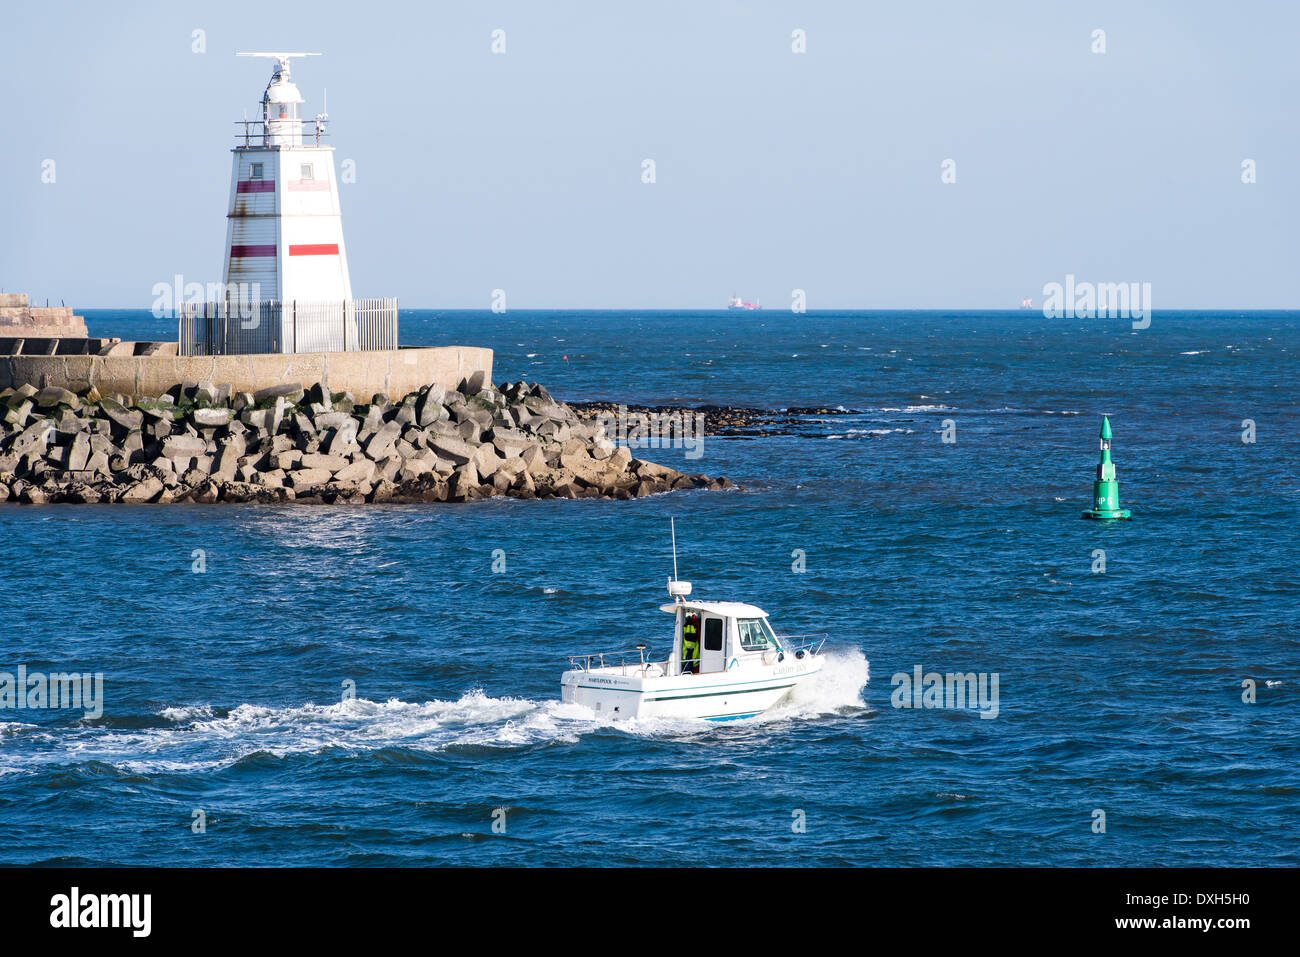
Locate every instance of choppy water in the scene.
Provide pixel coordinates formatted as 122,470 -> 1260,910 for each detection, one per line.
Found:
1,310 -> 1296,866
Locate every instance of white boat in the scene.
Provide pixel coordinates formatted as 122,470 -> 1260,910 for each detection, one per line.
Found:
560,579 -> 825,721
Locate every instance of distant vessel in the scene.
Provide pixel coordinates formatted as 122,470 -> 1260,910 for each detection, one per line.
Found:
727,296 -> 761,310
559,522 -> 826,720
1020,297 -> 1034,309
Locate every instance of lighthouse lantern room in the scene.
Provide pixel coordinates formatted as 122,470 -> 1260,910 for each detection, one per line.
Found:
181,52 -> 396,356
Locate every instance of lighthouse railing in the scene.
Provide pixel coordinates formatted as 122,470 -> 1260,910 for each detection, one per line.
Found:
179,298 -> 398,356
235,119 -> 329,146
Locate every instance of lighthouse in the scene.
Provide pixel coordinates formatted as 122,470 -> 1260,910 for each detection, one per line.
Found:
182,52 -> 395,355
1081,416 -> 1133,520
225,52 -> 350,305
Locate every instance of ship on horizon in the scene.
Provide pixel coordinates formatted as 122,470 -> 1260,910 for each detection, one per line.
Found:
727,296 -> 761,310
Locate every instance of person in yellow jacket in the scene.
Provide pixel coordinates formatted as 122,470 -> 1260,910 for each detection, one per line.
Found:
681,614 -> 700,674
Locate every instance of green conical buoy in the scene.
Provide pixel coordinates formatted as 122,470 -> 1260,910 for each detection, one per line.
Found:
1081,416 -> 1132,520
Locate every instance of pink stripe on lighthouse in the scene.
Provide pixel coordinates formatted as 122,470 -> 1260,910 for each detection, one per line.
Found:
288,244 -> 340,256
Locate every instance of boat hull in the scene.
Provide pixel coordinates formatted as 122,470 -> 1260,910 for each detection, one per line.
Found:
561,658 -> 821,720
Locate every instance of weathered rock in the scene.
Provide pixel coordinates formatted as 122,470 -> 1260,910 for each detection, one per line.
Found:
272,449 -> 302,471
334,459 -> 376,485
322,419 -> 360,456
252,469 -> 286,489
447,466 -> 479,501
416,387 -> 448,426
65,433 -> 92,472
607,446 -> 632,471
288,467 -> 334,489
300,452 -> 348,472
162,435 -> 208,460
20,485 -> 49,504
120,477 -> 164,503
253,383 -> 304,403
560,449 -> 608,487
472,441 -> 502,478
363,421 -> 403,459
36,386 -> 80,409
212,438 -> 243,482
12,420 -> 54,457
192,407 -> 233,427
192,480 -> 220,503
489,428 -> 534,456
633,458 -> 676,480
314,411 -> 352,431
3,399 -> 33,430
430,435 -> 474,466
65,484 -> 101,504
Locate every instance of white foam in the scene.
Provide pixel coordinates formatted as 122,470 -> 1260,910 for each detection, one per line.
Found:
159,705 -> 214,722
0,660 -> 869,776
772,648 -> 870,718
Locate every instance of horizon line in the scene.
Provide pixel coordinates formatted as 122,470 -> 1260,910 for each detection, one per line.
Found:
73,305 -> 1300,313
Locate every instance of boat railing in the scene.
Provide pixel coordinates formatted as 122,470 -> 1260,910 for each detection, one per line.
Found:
776,634 -> 828,658
566,646 -> 659,675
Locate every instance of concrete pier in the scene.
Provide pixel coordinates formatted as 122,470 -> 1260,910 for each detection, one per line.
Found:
0,343 -> 493,401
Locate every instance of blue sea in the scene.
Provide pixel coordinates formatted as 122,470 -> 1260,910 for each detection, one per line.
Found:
1,309 -> 1296,866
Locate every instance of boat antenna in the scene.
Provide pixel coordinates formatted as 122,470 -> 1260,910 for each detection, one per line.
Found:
666,519 -> 691,600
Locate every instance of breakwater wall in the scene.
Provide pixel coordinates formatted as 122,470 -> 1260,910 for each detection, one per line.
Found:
0,378 -> 730,505
0,344 -> 494,404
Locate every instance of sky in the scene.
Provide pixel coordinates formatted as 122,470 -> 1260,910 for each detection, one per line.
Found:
1,0 -> 1296,309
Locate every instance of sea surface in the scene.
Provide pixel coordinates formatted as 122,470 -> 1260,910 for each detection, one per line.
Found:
1,309 -> 1296,866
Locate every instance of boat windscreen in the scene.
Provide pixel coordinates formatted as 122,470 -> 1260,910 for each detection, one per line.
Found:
737,618 -> 783,652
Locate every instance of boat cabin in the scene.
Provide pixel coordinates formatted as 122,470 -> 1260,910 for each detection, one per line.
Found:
659,600 -> 789,676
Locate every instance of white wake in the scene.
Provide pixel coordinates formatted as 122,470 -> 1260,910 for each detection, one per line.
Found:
0,651 -> 870,774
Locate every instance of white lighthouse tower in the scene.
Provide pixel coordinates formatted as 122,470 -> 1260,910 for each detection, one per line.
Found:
183,52 -> 396,355
226,52 -> 351,306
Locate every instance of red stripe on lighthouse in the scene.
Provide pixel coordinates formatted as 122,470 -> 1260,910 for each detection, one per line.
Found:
236,180 -> 276,193
230,244 -> 276,257
288,244 -> 340,256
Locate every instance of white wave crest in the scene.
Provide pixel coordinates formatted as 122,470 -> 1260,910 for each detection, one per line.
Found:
879,404 -> 954,413
159,705 -> 214,722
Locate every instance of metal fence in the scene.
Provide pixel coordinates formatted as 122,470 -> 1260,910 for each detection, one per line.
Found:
179,298 -> 398,356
